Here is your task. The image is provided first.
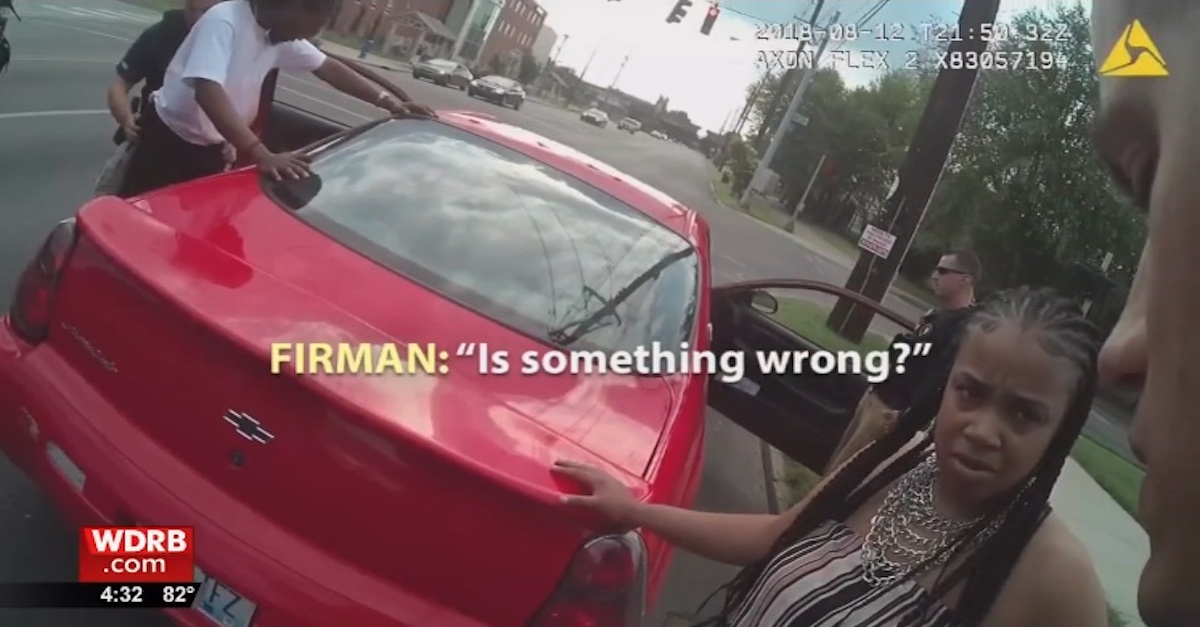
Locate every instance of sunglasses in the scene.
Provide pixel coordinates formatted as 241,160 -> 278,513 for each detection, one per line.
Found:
934,266 -> 969,276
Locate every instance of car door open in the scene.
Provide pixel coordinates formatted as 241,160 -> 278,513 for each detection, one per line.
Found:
707,279 -> 915,472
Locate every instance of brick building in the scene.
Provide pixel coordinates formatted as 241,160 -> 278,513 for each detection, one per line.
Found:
330,0 -> 458,59
477,0 -> 546,76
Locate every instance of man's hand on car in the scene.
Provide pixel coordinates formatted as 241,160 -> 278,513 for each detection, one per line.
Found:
381,95 -> 437,119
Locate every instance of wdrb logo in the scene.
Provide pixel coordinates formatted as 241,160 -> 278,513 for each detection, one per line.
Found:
79,526 -> 195,583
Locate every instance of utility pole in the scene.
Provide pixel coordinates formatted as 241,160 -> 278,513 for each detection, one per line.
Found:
827,0 -> 1002,342
449,0 -> 483,61
783,154 -> 825,231
550,34 -> 570,66
752,0 -> 825,152
564,46 -> 599,107
714,70 -> 768,168
609,52 -> 630,89
739,10 -> 838,207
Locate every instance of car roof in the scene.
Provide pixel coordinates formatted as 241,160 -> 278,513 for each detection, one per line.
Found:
433,112 -> 701,243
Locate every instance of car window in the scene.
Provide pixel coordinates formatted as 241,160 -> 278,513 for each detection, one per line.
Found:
431,60 -> 456,69
264,120 -> 700,356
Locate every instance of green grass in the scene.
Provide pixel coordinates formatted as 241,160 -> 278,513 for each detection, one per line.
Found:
712,170 -> 784,224
1071,435 -> 1145,519
710,170 -> 939,307
770,297 -> 891,355
779,458 -> 822,508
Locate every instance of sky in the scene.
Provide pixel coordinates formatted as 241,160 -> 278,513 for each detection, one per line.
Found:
531,0 -> 1084,134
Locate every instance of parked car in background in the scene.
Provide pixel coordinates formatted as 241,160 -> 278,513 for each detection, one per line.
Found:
618,118 -> 641,134
467,75 -> 525,109
580,107 -> 609,128
412,58 -> 473,89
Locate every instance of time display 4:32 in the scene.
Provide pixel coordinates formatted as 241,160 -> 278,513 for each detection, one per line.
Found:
97,583 -> 199,607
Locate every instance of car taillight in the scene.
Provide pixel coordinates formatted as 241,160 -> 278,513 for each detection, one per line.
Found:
10,218 -> 77,344
529,532 -> 648,627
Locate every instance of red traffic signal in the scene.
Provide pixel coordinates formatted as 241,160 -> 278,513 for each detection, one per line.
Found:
700,5 -> 719,35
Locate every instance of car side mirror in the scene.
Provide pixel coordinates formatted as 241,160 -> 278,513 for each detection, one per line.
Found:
749,290 -> 778,314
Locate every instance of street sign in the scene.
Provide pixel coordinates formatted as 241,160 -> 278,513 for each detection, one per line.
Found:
858,225 -> 896,259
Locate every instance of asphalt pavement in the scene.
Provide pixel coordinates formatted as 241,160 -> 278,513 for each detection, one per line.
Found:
0,1 -> 1136,625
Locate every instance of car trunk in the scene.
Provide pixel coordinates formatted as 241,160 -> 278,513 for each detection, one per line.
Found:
47,190 -> 676,625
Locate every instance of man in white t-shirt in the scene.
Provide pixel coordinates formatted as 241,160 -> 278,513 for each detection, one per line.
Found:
117,0 -> 434,197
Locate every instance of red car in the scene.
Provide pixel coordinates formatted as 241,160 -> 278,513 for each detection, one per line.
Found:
0,66 -> 910,626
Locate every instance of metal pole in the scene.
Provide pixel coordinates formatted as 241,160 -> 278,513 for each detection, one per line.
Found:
609,52 -> 630,89
784,154 -> 825,231
751,0 -> 825,151
449,0 -> 483,61
564,46 -> 599,107
739,10 -> 839,207
550,34 -> 569,65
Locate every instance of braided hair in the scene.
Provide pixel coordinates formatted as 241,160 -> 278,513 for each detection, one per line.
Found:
695,286 -> 1101,626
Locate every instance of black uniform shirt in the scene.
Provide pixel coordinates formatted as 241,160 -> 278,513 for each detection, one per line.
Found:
113,10 -> 189,142
873,304 -> 979,411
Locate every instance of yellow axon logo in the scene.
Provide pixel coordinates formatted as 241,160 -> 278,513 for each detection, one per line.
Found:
1099,19 -> 1168,77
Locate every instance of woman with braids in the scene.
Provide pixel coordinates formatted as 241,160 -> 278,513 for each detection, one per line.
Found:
554,286 -> 1109,626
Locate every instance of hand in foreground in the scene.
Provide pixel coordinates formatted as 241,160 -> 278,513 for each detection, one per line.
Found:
255,150 -> 312,181
552,460 -> 639,526
382,96 -> 437,119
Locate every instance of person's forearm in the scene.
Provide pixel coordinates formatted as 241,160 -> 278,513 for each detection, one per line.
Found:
314,59 -> 389,107
106,78 -> 134,125
193,80 -> 267,159
626,502 -> 779,566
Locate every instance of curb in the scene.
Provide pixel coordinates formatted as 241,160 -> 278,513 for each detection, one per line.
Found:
760,440 -> 781,515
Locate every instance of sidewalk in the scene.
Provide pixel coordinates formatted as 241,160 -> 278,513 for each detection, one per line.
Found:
765,449 -> 1149,625
705,176 -> 935,312
1051,459 -> 1149,626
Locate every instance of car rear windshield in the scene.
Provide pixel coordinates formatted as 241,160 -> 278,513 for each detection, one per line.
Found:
264,119 -> 699,356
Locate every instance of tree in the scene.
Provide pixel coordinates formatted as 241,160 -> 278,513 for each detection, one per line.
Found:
518,51 -> 541,85
914,2 -> 1145,316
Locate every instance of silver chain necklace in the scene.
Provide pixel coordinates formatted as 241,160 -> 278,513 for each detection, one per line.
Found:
860,454 -> 1003,587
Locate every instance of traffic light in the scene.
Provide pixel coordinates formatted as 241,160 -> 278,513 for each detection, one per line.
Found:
700,5 -> 719,34
666,0 -> 691,23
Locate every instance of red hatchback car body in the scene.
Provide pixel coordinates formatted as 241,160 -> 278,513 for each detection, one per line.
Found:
0,68 -> 910,627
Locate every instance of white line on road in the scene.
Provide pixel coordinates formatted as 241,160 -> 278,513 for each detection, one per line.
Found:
34,19 -> 135,42
12,56 -> 113,64
0,110 -> 109,120
718,253 -> 747,269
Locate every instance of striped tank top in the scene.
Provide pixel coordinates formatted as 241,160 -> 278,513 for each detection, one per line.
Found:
727,519 -> 962,627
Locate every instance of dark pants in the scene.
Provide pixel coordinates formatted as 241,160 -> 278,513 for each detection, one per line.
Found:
117,102 -> 226,198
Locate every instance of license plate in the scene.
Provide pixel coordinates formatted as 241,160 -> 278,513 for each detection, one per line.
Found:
192,567 -> 257,627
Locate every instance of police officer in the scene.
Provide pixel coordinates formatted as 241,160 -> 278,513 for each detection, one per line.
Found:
95,0 -> 223,195
826,250 -> 983,471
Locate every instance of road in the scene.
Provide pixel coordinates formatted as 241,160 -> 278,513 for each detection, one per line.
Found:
0,2 -> 1135,626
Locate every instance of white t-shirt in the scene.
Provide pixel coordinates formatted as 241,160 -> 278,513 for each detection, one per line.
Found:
152,0 -> 327,146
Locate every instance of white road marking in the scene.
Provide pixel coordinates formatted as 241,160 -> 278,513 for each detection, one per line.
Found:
35,19 -> 134,42
34,4 -> 154,23
718,253 -> 747,269
0,110 -> 109,120
11,56 -> 113,64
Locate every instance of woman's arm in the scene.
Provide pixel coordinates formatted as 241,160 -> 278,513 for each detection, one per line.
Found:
558,454 -> 848,566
